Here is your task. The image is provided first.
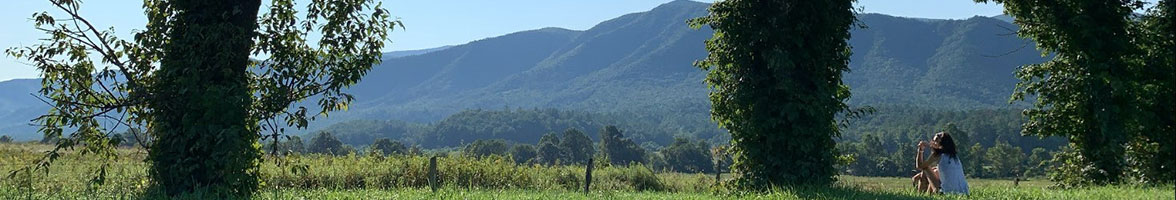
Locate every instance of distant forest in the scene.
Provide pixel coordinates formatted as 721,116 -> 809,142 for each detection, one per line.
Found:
285,106 -> 1065,178
312,108 -> 725,149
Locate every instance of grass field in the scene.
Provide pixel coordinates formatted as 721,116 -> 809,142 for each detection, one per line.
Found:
1,143 -> 1172,199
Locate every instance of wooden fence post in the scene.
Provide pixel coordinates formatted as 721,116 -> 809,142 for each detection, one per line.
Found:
429,156 -> 439,193
584,158 -> 593,194
715,159 -> 722,185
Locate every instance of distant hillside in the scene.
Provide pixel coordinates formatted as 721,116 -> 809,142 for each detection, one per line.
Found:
0,0 -> 1048,142
0,78 -> 43,141
847,13 -> 1043,108
380,45 -> 454,59
310,1 -> 1044,129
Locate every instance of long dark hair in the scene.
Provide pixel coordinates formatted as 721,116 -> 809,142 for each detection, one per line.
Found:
932,132 -> 958,158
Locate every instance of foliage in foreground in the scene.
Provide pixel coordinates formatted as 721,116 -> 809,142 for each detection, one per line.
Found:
978,0 -> 1176,186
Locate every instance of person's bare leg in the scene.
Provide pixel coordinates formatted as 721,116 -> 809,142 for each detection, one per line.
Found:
913,172 -> 929,193
919,167 -> 941,194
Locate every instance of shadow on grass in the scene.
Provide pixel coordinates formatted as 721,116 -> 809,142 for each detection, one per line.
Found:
765,185 -> 938,200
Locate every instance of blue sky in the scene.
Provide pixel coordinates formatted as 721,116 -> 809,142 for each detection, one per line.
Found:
0,0 -> 1015,81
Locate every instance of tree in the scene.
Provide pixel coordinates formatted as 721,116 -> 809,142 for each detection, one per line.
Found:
689,0 -> 857,187
108,133 -> 126,147
0,135 -> 11,143
463,139 -> 510,158
660,137 -> 714,173
371,138 -> 407,155
559,128 -> 594,165
408,145 -> 423,156
286,136 -> 306,154
536,133 -> 562,165
1131,0 -> 1176,184
646,152 -> 670,171
116,128 -> 152,148
984,141 -> 1025,178
5,0 -> 398,196
941,124 -> 971,155
599,126 -> 646,165
262,135 -> 305,155
966,143 -> 989,178
1024,147 -> 1050,177
509,144 -> 537,164
978,0 -> 1171,184
308,131 -> 345,155
40,133 -> 60,145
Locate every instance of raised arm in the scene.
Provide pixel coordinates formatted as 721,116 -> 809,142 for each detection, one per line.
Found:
915,141 -> 941,170
915,141 -> 924,170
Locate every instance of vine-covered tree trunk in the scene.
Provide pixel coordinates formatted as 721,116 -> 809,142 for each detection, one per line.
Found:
1137,0 -> 1176,184
689,0 -> 856,188
11,0 -> 395,197
982,0 -> 1141,185
148,0 -> 263,196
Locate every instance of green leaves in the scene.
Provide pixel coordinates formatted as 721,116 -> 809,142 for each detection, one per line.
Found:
599,126 -> 647,166
657,137 -> 714,174
559,128 -> 595,165
252,0 -> 401,144
692,0 -> 856,188
8,0 -> 397,197
990,0 -> 1175,186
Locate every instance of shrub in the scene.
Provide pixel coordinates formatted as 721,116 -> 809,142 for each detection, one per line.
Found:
371,138 -> 408,155
660,137 -> 714,173
599,126 -> 646,166
308,131 -> 347,155
509,144 -> 537,164
463,139 -> 510,158
559,128 -> 595,165
536,133 -> 563,165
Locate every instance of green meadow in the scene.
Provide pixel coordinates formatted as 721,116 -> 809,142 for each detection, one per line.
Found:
1,143 -> 1170,199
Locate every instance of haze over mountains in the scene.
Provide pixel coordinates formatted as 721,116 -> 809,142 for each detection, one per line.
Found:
0,0 -> 1045,141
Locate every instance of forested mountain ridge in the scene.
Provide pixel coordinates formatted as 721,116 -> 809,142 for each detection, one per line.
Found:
297,0 -> 1058,158
0,1 -> 1047,143
337,1 -> 714,123
847,13 -> 1045,108
0,78 -> 42,140
331,1 -> 1045,125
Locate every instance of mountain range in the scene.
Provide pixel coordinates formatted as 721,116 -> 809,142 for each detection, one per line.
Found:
0,0 -> 1046,141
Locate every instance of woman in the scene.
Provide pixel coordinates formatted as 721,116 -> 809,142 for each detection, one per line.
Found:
912,132 -> 969,195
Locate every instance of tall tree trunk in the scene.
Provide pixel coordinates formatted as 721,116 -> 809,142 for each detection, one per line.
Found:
148,0 -> 263,196
690,0 -> 856,187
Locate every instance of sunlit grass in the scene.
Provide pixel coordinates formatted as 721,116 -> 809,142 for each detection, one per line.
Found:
1,143 -> 1172,199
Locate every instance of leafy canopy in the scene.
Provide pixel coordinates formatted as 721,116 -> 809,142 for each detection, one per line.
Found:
689,0 -> 857,188
979,0 -> 1175,185
4,0 -> 400,195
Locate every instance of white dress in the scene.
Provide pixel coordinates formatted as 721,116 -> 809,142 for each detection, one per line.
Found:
937,156 -> 970,194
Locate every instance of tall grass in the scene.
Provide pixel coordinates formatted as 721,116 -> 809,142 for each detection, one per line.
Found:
1,143 -> 1172,199
261,153 -> 674,191
1,143 -> 692,197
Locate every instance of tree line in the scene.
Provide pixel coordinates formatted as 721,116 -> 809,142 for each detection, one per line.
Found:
315,108 -> 728,149
281,105 -> 1070,179
42,104 -> 1103,181
264,125 -> 725,174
